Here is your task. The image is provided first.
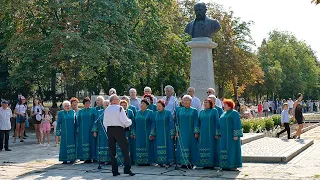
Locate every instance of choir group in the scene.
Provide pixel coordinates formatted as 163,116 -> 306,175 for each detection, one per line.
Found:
55,85 -> 243,171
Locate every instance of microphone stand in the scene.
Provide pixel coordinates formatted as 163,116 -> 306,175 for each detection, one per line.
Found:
161,95 -> 186,176
95,112 -> 105,170
160,130 -> 186,176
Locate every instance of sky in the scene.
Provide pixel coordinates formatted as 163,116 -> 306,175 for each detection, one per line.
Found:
201,0 -> 320,58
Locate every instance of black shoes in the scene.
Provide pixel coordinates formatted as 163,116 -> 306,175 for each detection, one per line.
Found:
124,170 -> 135,176
5,149 -> 12,151
113,172 -> 120,176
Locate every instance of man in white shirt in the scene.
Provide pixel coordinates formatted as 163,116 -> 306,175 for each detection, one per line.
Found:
162,85 -> 178,117
144,87 -> 157,104
129,88 -> 141,110
287,98 -> 294,115
187,87 -> 202,115
0,100 -> 12,151
207,88 -> 223,108
103,94 -> 134,176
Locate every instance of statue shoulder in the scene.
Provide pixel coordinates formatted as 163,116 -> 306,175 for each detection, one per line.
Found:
207,18 -> 219,25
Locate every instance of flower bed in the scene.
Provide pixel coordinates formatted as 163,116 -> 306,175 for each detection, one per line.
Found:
241,116 -> 288,133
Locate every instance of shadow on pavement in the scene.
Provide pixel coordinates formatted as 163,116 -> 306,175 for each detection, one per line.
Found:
13,162 -> 241,179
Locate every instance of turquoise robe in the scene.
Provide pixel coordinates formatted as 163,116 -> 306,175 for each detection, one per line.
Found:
128,105 -> 137,117
215,105 -> 224,118
175,105 -> 184,123
92,109 -> 110,163
131,109 -> 155,165
116,109 -> 135,165
154,110 -> 175,164
176,107 -> 199,165
76,108 -> 97,160
56,110 -> 77,162
219,110 -> 243,169
198,108 -> 220,167
95,106 -> 104,111
148,104 -> 157,112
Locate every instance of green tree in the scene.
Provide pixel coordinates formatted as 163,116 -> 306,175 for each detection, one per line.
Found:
257,30 -> 319,99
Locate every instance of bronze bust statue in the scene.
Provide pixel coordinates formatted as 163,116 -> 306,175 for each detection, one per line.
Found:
185,2 -> 221,38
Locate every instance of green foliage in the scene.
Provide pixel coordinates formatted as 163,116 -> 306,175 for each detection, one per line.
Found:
265,118 -> 275,130
1,0 -> 319,104
241,120 -> 253,133
272,116 -> 281,126
241,117 -> 278,133
256,31 -> 319,99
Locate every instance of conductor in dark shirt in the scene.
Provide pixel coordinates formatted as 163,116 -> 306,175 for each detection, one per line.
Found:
103,94 -> 135,176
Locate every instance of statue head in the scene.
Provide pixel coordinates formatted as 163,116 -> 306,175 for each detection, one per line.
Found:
194,2 -> 207,20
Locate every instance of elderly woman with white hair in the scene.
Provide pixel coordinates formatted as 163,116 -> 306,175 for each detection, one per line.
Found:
176,95 -> 199,168
56,100 -> 77,164
95,96 -> 105,111
208,95 -> 224,117
92,99 -> 110,165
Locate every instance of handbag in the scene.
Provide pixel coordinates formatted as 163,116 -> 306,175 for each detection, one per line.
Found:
18,104 -> 27,123
19,115 -> 27,123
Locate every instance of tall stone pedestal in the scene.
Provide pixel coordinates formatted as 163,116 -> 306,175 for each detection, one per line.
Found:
186,37 -> 217,102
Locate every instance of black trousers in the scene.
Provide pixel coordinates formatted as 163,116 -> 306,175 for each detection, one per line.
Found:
0,130 -> 10,150
278,123 -> 290,139
107,126 -> 131,173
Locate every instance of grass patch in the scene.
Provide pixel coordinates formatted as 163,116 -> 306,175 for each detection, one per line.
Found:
315,174 -> 320,178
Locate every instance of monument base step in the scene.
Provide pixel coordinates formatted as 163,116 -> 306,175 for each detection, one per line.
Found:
242,137 -> 314,163
241,133 -> 264,145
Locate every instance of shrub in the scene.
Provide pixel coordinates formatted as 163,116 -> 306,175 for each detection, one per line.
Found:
265,118 -> 275,130
272,116 -> 281,126
242,120 -> 253,133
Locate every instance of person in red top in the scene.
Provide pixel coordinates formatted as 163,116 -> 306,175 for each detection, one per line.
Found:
257,102 -> 263,117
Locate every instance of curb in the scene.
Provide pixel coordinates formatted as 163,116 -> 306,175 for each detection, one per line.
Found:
242,139 -> 314,163
282,139 -> 314,162
241,133 -> 264,145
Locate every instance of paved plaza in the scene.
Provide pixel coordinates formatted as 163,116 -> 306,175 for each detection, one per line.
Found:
1,126 -> 320,180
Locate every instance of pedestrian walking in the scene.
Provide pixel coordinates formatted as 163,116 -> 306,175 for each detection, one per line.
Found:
277,103 -> 291,139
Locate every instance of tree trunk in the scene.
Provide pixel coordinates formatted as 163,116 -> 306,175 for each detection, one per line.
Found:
218,83 -> 224,98
51,69 -> 57,108
233,78 -> 238,101
146,60 -> 151,86
107,60 -> 115,88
